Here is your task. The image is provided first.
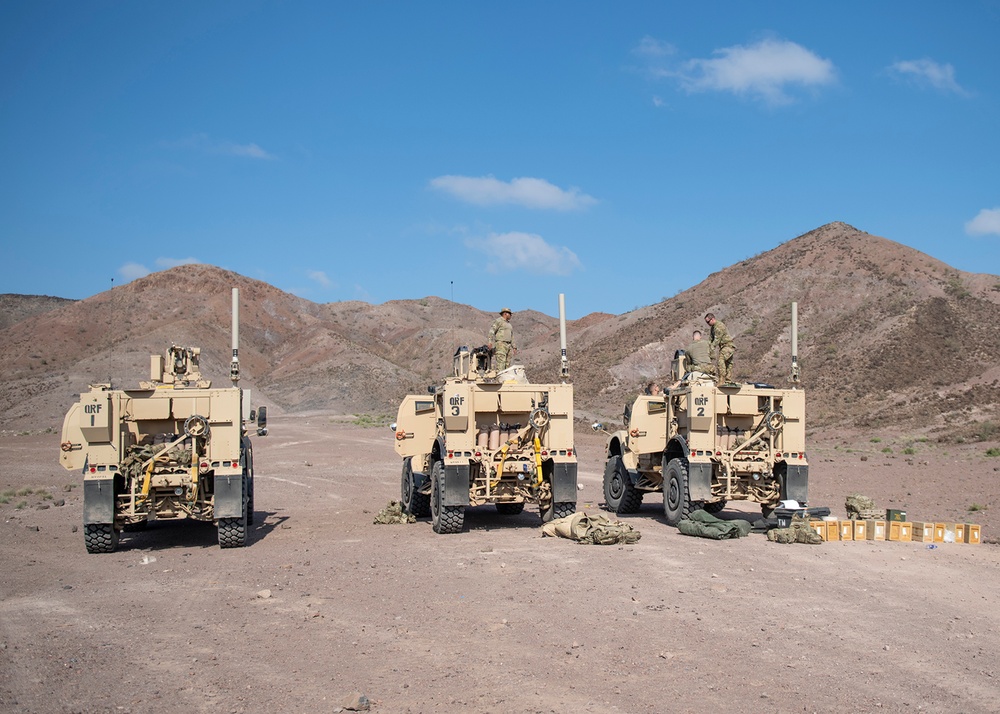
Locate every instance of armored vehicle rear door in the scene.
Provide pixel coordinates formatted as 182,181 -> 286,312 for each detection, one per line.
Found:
394,395 -> 437,458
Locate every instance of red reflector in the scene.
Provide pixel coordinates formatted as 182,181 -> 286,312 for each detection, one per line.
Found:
715,451 -> 722,456
567,450 -> 572,457
475,451 -> 481,457
775,452 -> 782,458
90,467 -> 96,473
447,451 -> 454,458
202,462 -> 211,468
541,450 -> 548,457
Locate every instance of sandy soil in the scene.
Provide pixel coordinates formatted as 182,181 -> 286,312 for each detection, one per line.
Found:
2,417 -> 999,713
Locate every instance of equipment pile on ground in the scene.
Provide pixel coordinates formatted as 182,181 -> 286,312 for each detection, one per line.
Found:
541,511 -> 641,545
767,514 -> 823,544
373,500 -> 416,525
677,509 -> 752,540
845,492 -> 885,520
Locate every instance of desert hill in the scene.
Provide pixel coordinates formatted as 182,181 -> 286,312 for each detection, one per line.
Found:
0,293 -> 74,331
1,222 -> 998,442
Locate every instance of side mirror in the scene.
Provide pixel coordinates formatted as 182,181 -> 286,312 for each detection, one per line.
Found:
249,409 -> 257,422
427,385 -> 437,395
256,406 -> 267,433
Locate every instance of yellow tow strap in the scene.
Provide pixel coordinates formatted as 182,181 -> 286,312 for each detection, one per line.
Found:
533,436 -> 544,487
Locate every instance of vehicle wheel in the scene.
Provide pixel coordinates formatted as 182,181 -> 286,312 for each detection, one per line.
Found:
539,499 -> 576,523
218,476 -> 248,548
603,455 -> 643,513
703,499 -> 727,514
662,457 -> 696,526
84,523 -> 118,554
401,457 -> 431,518
430,460 -> 464,534
761,503 -> 777,519
495,502 -> 525,516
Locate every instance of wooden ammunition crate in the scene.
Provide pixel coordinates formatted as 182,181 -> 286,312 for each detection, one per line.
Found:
954,523 -> 967,543
865,519 -> 886,541
888,521 -> 912,542
912,522 -> 935,543
823,520 -> 839,542
852,520 -> 867,540
839,520 -> 854,541
964,524 -> 981,544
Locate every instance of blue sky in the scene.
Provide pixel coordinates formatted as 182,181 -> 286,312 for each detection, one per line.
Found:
2,1 -> 999,318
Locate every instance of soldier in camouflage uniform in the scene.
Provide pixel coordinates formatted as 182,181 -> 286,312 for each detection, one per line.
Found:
488,307 -> 517,371
684,329 -> 712,374
705,313 -> 736,384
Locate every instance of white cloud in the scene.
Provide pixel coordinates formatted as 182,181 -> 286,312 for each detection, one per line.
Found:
887,58 -> 968,95
681,38 -> 836,104
165,133 -> 276,159
308,270 -> 333,287
430,175 -> 597,211
118,262 -> 150,281
633,36 -> 677,59
155,256 -> 200,269
639,37 -> 836,105
221,142 -> 274,159
466,232 -> 582,276
965,208 -> 1000,236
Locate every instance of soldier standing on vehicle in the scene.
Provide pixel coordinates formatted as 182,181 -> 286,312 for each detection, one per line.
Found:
685,329 -> 712,374
705,313 -> 736,384
488,307 -> 517,371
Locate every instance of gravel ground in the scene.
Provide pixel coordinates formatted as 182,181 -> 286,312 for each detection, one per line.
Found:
2,416 -> 998,713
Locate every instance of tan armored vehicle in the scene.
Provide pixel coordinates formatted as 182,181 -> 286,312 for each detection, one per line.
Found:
58,289 -> 267,553
392,296 -> 577,534
600,304 -> 808,525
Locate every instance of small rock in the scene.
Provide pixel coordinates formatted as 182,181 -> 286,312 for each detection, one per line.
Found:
71,525 -> 78,533
341,692 -> 370,711
257,589 -> 272,599
36,504 -> 50,510
53,499 -> 65,507
26,525 -> 39,532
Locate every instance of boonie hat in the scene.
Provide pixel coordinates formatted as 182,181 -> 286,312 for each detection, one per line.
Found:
499,307 -> 512,314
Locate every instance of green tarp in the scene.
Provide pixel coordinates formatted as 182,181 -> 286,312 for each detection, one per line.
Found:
677,509 -> 753,540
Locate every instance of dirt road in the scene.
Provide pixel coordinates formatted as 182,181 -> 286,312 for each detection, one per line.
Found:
2,417 -> 998,713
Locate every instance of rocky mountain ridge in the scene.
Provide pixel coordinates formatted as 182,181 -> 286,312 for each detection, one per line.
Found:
3,222 -> 998,442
